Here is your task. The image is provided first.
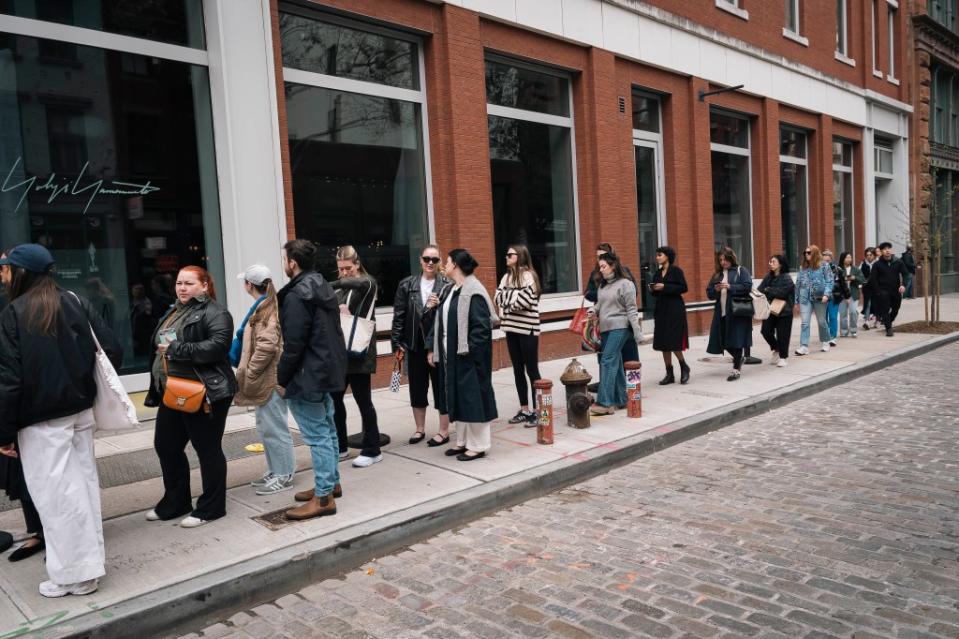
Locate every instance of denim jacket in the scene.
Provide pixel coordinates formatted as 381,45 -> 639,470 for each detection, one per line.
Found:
796,264 -> 834,305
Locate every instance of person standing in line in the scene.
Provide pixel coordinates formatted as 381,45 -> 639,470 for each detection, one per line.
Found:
588,252 -> 644,414
0,244 -> 121,597
758,254 -> 795,368
495,245 -> 542,426
859,247 -> 877,330
329,246 -> 382,469
868,241 -> 909,337
822,249 -> 841,347
584,243 -> 639,392
232,265 -> 295,495
145,266 -> 236,528
392,245 -> 452,447
901,246 -> 916,299
277,239 -> 347,520
429,249 -> 498,461
837,252 -> 864,338
706,247 -> 753,381
649,246 -> 690,385
794,245 -> 833,355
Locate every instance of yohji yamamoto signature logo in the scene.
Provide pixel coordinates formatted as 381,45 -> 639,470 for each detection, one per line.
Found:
1,156 -> 161,214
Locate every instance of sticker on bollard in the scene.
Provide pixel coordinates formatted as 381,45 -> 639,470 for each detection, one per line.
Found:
533,379 -> 554,444
624,361 -> 642,418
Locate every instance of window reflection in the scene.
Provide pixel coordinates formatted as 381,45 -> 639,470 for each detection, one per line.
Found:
485,60 -> 569,117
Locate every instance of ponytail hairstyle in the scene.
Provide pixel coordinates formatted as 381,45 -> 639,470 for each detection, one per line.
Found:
178,265 -> 218,301
335,245 -> 369,276
506,244 -> 540,296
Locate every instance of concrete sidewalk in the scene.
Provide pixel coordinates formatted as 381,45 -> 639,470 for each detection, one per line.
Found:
1,296 -> 957,638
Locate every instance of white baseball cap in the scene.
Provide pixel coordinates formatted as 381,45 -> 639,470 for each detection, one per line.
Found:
237,264 -> 272,286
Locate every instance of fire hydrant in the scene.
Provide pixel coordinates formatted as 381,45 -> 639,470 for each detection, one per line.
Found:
624,360 -> 642,418
533,379 -> 554,445
560,359 -> 593,429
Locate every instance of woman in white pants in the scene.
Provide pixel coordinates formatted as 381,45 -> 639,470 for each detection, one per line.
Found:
0,244 -> 121,598
429,249 -> 499,461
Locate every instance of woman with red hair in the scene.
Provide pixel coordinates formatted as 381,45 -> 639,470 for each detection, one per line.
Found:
144,266 -> 236,528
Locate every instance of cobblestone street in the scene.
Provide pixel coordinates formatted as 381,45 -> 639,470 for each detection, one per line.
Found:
183,343 -> 959,639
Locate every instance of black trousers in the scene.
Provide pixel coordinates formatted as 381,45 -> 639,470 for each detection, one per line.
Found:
153,398 -> 231,521
333,373 -> 380,457
761,314 -> 792,359
21,492 -> 41,536
872,290 -> 902,330
407,347 -> 444,413
505,332 -> 541,407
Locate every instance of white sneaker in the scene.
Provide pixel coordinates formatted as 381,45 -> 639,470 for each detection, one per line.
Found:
829,340 -> 837,347
39,579 -> 98,598
145,509 -> 160,521
250,472 -> 273,488
352,454 -> 383,468
771,353 -> 780,365
255,474 -> 294,495
821,342 -> 830,352
777,359 -> 788,368
795,346 -> 809,356
179,515 -> 208,528
338,451 -> 351,462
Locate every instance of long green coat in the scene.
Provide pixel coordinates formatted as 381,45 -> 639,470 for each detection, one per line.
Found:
435,290 -> 498,423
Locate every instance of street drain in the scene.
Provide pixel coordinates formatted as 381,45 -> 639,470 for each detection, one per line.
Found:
253,507 -> 297,531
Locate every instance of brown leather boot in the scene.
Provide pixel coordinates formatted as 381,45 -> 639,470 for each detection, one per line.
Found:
285,494 -> 336,520
294,483 -> 342,502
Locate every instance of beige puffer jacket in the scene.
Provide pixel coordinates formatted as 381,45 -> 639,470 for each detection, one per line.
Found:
234,295 -> 281,407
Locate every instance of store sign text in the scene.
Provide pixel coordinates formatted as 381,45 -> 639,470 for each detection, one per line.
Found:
1,157 -> 160,214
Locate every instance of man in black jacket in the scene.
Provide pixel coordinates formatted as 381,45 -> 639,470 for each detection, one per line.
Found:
868,242 -> 909,337
277,239 -> 347,521
901,246 -> 916,298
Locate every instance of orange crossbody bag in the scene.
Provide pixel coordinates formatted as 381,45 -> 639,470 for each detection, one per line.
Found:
162,358 -> 209,413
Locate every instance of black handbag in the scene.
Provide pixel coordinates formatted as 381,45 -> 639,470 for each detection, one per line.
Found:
731,295 -> 754,317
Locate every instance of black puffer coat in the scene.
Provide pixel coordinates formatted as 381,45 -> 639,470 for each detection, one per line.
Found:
144,296 -> 237,407
0,290 -> 122,444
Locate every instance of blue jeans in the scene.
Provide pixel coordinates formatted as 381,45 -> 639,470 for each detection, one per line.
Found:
826,299 -> 839,340
838,299 -> 859,336
255,390 -> 295,478
286,394 -> 339,496
904,273 -> 914,298
597,329 -> 630,408
799,300 -> 829,347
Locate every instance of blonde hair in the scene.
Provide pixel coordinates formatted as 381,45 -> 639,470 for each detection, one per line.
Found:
335,245 -> 368,276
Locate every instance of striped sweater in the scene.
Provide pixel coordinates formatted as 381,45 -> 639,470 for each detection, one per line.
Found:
494,270 -> 540,335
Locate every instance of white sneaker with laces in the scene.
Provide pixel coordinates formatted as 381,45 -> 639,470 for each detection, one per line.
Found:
250,472 -> 273,488
771,353 -> 780,365
821,342 -> 830,352
255,474 -> 294,495
352,454 -> 383,468
795,346 -> 809,356
179,515 -> 208,528
777,359 -> 788,368
145,509 -> 160,521
39,579 -> 98,598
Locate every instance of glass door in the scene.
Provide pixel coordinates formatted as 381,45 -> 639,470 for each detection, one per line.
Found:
634,139 -> 665,319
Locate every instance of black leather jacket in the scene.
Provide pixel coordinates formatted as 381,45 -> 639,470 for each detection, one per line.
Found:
144,297 -> 237,407
391,273 -> 451,353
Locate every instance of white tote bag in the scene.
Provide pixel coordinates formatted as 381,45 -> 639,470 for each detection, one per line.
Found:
88,326 -> 140,431
340,286 -> 376,359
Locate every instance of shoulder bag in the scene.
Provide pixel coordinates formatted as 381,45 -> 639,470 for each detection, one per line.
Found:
730,267 -> 757,318
341,284 -> 377,360
162,359 -> 208,413
569,297 -> 589,335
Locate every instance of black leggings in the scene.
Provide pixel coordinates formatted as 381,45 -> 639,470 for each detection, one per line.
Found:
154,398 -> 231,521
333,373 -> 381,457
506,332 -> 541,407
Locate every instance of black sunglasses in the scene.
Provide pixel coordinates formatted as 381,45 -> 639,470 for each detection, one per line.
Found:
421,256 -> 440,264
804,250 -> 812,254
506,252 -> 518,258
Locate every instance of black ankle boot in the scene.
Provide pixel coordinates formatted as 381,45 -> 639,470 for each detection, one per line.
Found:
659,367 -> 675,385
679,361 -> 690,384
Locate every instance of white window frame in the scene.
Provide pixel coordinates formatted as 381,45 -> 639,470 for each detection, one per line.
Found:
783,0 -> 808,46
886,1 -> 898,83
872,0 -> 882,77
632,95 -> 668,251
710,110 -> 754,272
835,0 -> 856,66
485,54 -> 582,297
716,0 -> 750,21
874,142 -> 895,180
279,10 -> 436,313
780,127 -> 810,258
832,139 -> 856,257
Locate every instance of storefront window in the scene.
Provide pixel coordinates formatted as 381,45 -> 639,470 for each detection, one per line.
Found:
280,12 -> 430,305
832,139 -> 855,255
710,111 -> 753,270
0,0 -> 205,48
487,59 -> 578,293
0,33 -> 223,374
780,127 -> 808,269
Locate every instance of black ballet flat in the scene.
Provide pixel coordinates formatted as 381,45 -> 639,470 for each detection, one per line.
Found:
0,531 -> 12,554
427,435 -> 450,447
9,537 -> 44,562
408,431 -> 426,445
456,451 -> 486,462
444,447 -> 467,457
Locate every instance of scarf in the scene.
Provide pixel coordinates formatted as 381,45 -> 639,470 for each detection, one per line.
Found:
229,295 -> 264,367
435,275 -> 499,356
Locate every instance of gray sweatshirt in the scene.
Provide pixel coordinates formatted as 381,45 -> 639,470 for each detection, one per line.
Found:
595,276 -> 643,339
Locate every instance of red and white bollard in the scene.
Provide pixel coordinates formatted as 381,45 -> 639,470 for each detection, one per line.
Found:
533,379 -> 554,445
624,360 -> 642,418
